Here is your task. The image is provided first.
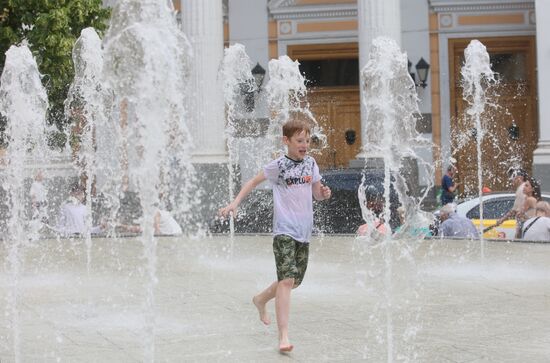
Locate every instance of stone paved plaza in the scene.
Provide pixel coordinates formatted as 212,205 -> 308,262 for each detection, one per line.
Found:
0,234 -> 549,362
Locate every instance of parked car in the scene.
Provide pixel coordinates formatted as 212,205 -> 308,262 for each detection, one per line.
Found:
440,192 -> 550,239
316,168 -> 400,233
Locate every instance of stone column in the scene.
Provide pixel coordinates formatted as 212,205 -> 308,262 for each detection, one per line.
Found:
353,0 -> 401,164
533,0 -> 550,187
181,0 -> 229,227
181,0 -> 226,163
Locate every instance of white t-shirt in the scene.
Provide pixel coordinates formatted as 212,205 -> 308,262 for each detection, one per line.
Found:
522,216 -> 550,241
263,155 -> 321,243
30,181 -> 47,203
57,199 -> 87,235
157,210 -> 182,235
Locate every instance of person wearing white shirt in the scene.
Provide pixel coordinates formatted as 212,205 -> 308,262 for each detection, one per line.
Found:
30,170 -> 48,221
56,185 -> 101,236
522,201 -> 550,241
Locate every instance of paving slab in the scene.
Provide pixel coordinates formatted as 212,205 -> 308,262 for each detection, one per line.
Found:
0,235 -> 549,362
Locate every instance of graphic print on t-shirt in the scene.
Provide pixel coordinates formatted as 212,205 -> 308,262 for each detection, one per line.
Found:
277,156 -> 315,188
264,155 -> 321,243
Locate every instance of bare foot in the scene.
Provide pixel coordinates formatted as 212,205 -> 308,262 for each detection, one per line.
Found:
252,296 -> 270,325
279,339 -> 293,353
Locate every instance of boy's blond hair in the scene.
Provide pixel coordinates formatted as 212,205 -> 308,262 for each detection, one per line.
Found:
283,112 -> 313,139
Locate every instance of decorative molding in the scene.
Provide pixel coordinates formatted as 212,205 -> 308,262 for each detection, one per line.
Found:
268,0 -> 295,7
439,13 -> 453,28
279,21 -> 292,35
429,0 -> 534,13
268,1 -> 357,20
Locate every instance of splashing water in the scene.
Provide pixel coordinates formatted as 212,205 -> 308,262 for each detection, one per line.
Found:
65,27 -> 105,273
220,44 -> 255,247
461,39 -> 497,256
0,44 -> 50,363
102,0 -> 195,360
358,37 -> 434,362
265,55 -> 326,157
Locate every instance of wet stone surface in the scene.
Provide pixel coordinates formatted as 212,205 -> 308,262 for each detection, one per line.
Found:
0,235 -> 549,362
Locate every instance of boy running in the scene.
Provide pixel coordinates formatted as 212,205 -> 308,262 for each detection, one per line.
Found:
219,117 -> 331,352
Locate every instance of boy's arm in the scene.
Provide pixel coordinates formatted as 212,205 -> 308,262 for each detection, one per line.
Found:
219,171 -> 267,218
312,181 -> 331,201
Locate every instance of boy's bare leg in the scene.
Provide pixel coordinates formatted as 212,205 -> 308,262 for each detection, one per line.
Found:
252,281 -> 278,325
276,278 -> 294,352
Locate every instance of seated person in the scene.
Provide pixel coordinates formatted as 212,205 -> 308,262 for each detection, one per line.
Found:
357,217 -> 387,236
55,184 -> 102,237
393,206 -> 432,238
438,204 -> 478,238
30,170 -> 48,222
522,201 -> 550,241
120,208 -> 182,236
357,190 -> 387,237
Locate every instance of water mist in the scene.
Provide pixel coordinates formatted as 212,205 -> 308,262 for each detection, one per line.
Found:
358,37 -> 434,362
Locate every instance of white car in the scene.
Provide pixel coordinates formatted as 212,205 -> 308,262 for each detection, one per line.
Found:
453,192 -> 550,239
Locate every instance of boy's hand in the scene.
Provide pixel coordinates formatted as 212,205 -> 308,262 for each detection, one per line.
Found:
320,185 -> 331,200
218,204 -> 237,219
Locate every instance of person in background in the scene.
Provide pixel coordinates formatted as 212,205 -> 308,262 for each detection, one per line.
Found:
534,201 -> 550,217
495,168 -> 528,238
520,177 -> 541,220
56,184 -> 88,237
119,208 -> 182,235
357,189 -> 387,237
522,201 -> 550,241
438,204 -> 478,238
441,162 -> 458,206
30,170 -> 48,222
393,206 -> 432,238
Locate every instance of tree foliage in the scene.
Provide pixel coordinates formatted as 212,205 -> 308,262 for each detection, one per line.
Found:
0,0 -> 111,148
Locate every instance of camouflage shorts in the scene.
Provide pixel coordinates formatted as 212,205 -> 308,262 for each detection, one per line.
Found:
273,234 -> 309,288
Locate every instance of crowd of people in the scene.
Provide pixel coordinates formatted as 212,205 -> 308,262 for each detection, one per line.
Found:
435,162 -> 550,241
353,160 -> 550,241
28,174 -> 182,238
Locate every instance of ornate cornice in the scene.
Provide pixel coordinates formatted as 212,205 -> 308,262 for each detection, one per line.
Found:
268,0 -> 295,7
429,0 -> 534,13
269,3 -> 357,20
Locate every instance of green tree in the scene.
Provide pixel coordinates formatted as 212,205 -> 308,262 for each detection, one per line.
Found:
0,0 -> 110,148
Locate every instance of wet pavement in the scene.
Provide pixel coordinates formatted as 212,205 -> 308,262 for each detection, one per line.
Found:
0,234 -> 549,362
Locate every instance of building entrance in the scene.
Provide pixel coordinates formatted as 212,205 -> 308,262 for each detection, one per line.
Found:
288,43 -> 361,170
449,36 -> 537,194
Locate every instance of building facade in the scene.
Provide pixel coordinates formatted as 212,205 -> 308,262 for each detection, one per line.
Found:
177,0 -> 548,195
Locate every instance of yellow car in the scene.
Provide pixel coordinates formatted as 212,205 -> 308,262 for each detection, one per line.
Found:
472,219 -> 516,239
455,192 -> 550,240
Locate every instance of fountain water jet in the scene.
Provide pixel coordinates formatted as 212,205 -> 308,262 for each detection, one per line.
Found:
358,36 -> 434,362
65,27 -> 106,273
461,39 -> 497,254
102,0 -> 196,359
265,55 -> 326,158
0,44 -> 51,363
220,44 -> 255,250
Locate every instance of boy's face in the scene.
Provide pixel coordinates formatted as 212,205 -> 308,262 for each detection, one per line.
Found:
284,130 -> 310,161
